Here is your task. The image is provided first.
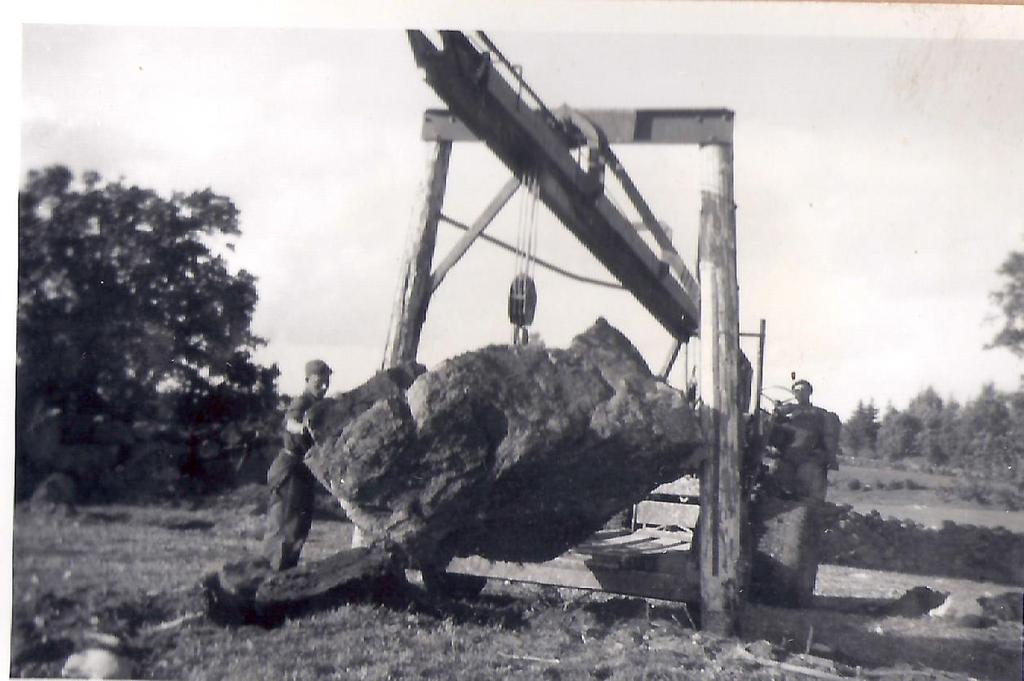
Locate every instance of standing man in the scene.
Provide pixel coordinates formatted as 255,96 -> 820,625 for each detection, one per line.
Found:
263,359 -> 332,570
771,378 -> 840,502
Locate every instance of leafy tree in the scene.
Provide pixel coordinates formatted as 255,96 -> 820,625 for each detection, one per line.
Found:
906,388 -> 956,466
842,400 -> 880,455
17,166 -> 279,484
876,405 -> 922,461
989,244 -> 1024,357
961,383 -> 1011,440
959,384 -> 1019,477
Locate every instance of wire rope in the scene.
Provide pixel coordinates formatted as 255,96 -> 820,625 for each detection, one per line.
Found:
438,214 -> 623,290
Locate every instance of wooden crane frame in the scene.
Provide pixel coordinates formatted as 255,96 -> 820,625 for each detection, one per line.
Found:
385,31 -> 745,635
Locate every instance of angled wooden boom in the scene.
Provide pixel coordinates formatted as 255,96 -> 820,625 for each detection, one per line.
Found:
408,30 -> 699,341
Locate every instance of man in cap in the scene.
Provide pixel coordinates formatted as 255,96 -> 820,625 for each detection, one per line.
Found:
262,359 -> 332,570
770,378 -> 841,502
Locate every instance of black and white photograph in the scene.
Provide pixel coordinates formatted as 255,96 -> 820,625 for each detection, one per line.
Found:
8,2 -> 1024,679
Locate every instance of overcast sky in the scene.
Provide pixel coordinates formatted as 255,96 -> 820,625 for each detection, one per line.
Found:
14,2 -> 1024,418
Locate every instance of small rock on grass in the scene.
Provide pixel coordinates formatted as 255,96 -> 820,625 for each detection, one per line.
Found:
742,639 -> 784,661
885,586 -> 948,617
61,648 -> 132,679
977,591 -> 1023,623
928,592 -> 982,619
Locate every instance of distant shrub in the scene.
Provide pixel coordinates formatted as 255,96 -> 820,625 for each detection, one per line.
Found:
946,479 -> 992,506
904,478 -> 928,491
940,479 -> 1024,510
847,479 -> 862,491
993,487 -> 1024,512
887,479 -> 906,490
873,480 -> 888,490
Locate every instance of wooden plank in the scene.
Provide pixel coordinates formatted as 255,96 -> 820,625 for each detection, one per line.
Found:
696,142 -> 745,636
634,501 -> 700,529
633,220 -> 672,236
445,530 -> 700,602
429,176 -> 521,292
658,337 -> 683,381
423,108 -> 734,145
651,476 -> 701,497
446,555 -> 698,602
572,528 -> 690,554
754,319 -> 767,417
384,141 -> 451,367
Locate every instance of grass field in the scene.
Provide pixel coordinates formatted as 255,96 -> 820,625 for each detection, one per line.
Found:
10,481 -> 1024,681
827,463 -> 1024,532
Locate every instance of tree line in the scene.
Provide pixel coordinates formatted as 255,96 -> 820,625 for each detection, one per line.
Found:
841,235 -> 1024,483
842,385 -> 1024,482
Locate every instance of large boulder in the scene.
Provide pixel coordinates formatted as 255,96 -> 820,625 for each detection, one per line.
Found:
304,318 -> 703,568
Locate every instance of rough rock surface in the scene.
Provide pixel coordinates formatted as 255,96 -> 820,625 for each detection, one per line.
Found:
203,548 -> 397,624
304,318 -> 703,567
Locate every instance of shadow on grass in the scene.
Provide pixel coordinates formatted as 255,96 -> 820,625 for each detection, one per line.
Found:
741,600 -> 1020,681
81,510 -> 133,523
583,596 -> 700,629
152,518 -> 217,531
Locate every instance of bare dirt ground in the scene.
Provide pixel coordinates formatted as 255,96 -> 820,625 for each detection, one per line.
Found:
10,482 -> 1024,680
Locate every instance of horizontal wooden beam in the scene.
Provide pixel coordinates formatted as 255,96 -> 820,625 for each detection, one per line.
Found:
445,529 -> 699,602
423,108 -> 733,145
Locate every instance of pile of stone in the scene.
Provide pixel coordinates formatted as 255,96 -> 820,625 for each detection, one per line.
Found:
818,504 -> 1024,586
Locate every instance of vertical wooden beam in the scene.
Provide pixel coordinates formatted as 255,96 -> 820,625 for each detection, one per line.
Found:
385,140 -> 452,367
753,319 -> 766,417
696,141 -> 745,636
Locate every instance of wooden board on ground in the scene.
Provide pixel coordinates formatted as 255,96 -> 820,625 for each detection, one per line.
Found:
445,528 -> 699,602
634,500 -> 700,529
650,476 -> 700,498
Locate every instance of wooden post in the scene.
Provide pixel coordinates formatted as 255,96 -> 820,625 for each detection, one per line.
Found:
384,140 -> 452,367
696,141 -> 744,635
754,319 -> 766,417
